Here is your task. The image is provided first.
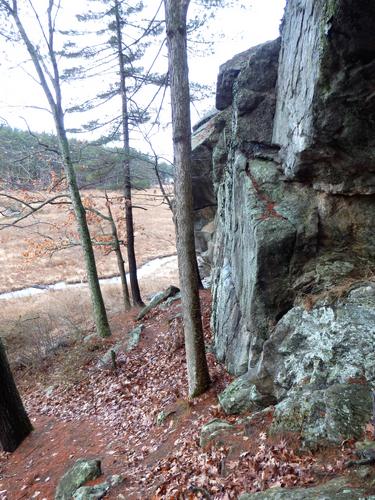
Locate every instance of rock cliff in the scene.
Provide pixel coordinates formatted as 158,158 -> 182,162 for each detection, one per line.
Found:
192,0 -> 375,449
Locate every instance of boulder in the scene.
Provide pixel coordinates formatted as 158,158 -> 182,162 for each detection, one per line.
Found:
239,475 -> 375,499
159,293 -> 181,310
73,475 -> 123,500
155,409 -> 176,426
137,286 -> 180,320
199,419 -> 235,447
55,459 -> 101,500
218,375 -> 268,415
270,383 -> 372,449
252,285 -> 375,401
247,284 -> 375,448
125,324 -> 145,352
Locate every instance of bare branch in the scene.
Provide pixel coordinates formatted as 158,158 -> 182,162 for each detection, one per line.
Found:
0,193 -> 69,229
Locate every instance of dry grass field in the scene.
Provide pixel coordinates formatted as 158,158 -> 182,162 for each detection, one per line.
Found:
0,188 -> 176,292
0,187 -> 178,368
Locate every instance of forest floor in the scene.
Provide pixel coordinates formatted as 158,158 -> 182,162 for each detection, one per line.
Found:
0,291 -> 362,500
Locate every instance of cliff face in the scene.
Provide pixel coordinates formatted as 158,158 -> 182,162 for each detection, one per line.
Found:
274,0 -> 375,193
192,0 -> 375,448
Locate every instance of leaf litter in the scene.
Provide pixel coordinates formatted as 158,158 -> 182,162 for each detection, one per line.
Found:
0,291 -> 355,498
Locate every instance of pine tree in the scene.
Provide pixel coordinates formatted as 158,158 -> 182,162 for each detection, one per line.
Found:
67,0 -> 165,307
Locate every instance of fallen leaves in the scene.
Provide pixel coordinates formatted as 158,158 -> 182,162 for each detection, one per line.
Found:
5,292 -> 349,498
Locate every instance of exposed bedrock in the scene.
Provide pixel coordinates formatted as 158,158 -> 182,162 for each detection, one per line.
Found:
273,0 -> 375,194
191,0 -> 375,448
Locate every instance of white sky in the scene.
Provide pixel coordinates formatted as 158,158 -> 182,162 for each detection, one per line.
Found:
0,0 -> 286,159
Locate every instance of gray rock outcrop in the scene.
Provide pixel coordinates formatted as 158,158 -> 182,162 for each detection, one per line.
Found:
191,0 -> 375,449
239,473 -> 375,499
55,459 -> 102,500
137,285 -> 180,320
252,285 -> 375,402
73,474 -> 123,499
273,0 -> 375,194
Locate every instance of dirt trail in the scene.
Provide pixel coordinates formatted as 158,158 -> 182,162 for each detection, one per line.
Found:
0,291 -> 231,499
0,291 -> 356,499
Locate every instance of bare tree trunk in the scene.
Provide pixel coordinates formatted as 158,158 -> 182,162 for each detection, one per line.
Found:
0,339 -> 32,452
56,121 -> 112,337
164,0 -> 210,397
105,193 -> 131,311
114,0 -> 144,308
115,245 -> 131,311
151,144 -> 204,290
6,1 -> 111,338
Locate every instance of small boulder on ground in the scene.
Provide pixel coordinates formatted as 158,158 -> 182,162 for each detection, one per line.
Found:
137,285 -> 180,320
270,383 -> 372,450
73,474 -> 123,499
218,375 -> 269,415
125,324 -> 145,352
55,458 -> 101,500
155,409 -> 176,426
200,419 -> 235,447
239,473 -> 375,499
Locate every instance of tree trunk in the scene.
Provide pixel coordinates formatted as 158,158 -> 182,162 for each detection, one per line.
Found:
114,0 -> 144,308
8,2 -> 111,338
115,245 -> 131,311
106,194 -> 131,311
56,120 -> 112,337
0,339 -> 32,452
164,0 -> 210,397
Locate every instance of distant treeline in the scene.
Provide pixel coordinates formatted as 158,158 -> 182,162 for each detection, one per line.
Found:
0,126 -> 173,190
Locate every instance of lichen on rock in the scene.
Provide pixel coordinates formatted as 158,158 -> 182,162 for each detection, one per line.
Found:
55,459 -> 102,500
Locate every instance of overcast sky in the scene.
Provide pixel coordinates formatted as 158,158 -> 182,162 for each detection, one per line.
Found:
0,0 -> 286,158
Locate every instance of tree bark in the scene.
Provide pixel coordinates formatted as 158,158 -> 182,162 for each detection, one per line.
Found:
114,0 -> 144,308
56,122 -> 112,337
0,339 -> 32,452
106,193 -> 131,311
152,147 -> 204,290
164,0 -> 210,397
